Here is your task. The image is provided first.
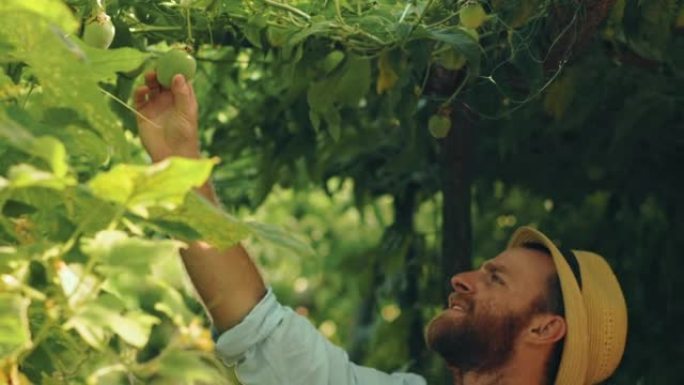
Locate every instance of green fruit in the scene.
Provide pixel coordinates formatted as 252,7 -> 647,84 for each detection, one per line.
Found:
437,49 -> 466,70
428,114 -> 451,138
460,2 -> 487,29
156,49 -> 197,88
320,50 -> 345,74
83,13 -> 115,49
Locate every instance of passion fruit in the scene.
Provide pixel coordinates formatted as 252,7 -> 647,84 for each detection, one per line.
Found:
156,48 -> 197,88
459,2 -> 488,29
83,12 -> 116,49
428,114 -> 451,138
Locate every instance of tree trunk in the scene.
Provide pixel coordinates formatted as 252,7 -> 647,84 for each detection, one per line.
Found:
438,102 -> 474,384
441,104 -> 474,293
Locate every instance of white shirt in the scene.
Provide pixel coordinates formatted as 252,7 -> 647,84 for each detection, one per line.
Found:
215,289 -> 427,385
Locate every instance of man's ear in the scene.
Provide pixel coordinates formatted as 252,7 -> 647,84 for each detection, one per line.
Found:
525,314 -> 566,345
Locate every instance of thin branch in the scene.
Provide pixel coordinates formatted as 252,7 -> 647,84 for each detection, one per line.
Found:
99,88 -> 160,128
263,0 -> 311,21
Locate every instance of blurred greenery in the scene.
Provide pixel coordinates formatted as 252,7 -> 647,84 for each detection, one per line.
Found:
1,0 -> 682,383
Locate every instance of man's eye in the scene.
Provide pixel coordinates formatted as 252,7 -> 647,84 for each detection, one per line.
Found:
490,273 -> 505,285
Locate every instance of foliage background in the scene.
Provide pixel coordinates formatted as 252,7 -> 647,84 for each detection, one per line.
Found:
1,0 -> 683,384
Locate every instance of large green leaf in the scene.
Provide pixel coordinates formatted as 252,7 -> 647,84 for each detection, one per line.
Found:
82,230 -> 181,277
0,109 -> 69,177
426,26 -> 481,71
65,298 -> 159,349
245,221 -> 315,257
77,44 -> 151,83
149,192 -> 250,251
0,0 -> 78,33
6,164 -> 76,190
87,157 -> 216,216
306,55 -> 370,140
0,9 -> 128,160
155,350 -> 223,384
0,293 -> 31,357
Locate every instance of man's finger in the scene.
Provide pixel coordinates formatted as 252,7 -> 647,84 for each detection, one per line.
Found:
188,80 -> 198,111
144,71 -> 161,89
171,74 -> 196,114
134,86 -> 150,109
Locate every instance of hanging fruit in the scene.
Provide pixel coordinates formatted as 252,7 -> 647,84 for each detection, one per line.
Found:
428,114 -> 452,138
459,1 -> 488,29
83,12 -> 116,49
156,47 -> 197,88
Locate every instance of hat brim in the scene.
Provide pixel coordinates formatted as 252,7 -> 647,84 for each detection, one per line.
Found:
507,226 -> 589,385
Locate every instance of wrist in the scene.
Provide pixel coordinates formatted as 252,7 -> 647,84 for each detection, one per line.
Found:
150,148 -> 201,163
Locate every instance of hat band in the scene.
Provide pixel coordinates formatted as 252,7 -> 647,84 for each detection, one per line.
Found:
561,248 -> 583,290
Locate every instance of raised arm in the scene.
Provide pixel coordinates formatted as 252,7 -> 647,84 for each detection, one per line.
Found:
134,72 -> 266,332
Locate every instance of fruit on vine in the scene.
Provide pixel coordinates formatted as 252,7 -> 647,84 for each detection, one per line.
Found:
428,114 -> 451,138
437,49 -> 466,70
459,2 -> 488,29
83,12 -> 116,49
156,48 -> 197,88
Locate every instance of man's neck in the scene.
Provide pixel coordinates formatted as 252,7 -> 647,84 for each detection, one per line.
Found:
450,354 -> 547,385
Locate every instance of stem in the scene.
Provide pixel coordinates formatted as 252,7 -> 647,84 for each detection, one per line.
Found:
263,0 -> 311,21
417,61 -> 432,97
17,317 -> 54,362
99,88 -> 161,129
441,68 -> 470,108
185,6 -> 193,43
399,3 -> 411,23
405,0 -> 435,41
129,25 -> 183,33
334,0 -> 344,23
95,0 -> 105,13
22,82 -> 35,109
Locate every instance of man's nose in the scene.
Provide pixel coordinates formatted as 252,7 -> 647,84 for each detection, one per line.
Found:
450,272 -> 474,294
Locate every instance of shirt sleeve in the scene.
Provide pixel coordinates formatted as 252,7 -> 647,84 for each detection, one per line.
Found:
214,288 -> 426,385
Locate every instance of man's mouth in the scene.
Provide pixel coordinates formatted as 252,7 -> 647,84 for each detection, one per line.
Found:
448,293 -> 469,313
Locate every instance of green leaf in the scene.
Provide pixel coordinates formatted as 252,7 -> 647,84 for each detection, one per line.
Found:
58,125 -> 110,169
0,0 -> 78,33
63,307 -> 109,350
0,9 -> 128,160
7,164 -> 76,190
87,157 -> 216,216
152,284 -> 195,326
306,55 -> 369,140
244,15 -> 267,48
107,310 -> 159,348
245,221 -> 315,257
78,44 -> 151,83
149,192 -> 250,251
82,230 -> 182,277
0,109 -> 70,177
64,187 -> 120,236
335,55 -> 371,106
156,350 -> 222,384
0,293 -> 31,357
66,296 -> 159,349
427,26 -> 481,71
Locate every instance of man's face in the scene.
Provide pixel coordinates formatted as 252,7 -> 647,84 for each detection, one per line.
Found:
426,247 -> 557,372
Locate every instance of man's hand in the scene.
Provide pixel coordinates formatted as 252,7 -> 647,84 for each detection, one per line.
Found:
134,72 -> 200,162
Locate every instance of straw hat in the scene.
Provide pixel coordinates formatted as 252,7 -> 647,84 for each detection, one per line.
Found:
507,226 -> 628,385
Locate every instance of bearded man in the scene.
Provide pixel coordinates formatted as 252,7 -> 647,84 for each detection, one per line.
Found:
134,73 -> 628,385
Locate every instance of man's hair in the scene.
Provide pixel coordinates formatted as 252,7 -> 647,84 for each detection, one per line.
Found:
521,242 -> 565,385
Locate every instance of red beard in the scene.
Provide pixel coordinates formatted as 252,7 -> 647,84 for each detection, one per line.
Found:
425,296 -> 537,373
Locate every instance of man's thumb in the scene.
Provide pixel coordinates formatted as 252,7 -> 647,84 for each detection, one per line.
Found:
172,74 -> 195,112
